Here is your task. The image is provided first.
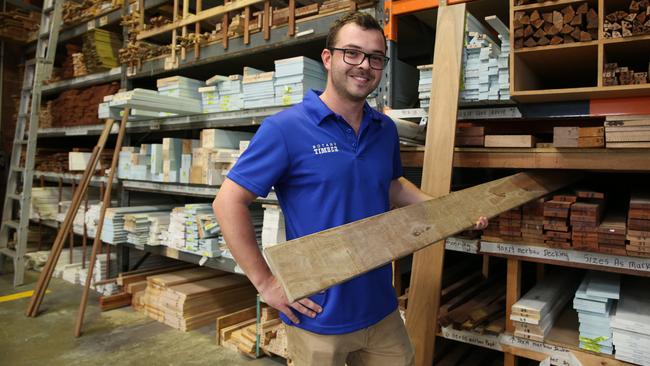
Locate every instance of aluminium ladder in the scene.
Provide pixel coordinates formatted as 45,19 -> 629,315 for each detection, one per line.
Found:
0,0 -> 63,286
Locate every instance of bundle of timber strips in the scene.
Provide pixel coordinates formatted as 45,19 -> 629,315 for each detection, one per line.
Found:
521,198 -> 546,243
627,193 -> 650,258
162,138 -> 198,183
190,129 -> 253,185
218,305 -> 286,359
604,0 -> 650,39
598,211 -> 627,255
124,211 -> 170,247
570,190 -> 605,251
318,0 -> 356,15
484,134 -> 536,147
573,271 -> 620,355
106,89 -> 201,118
437,266 -> 506,334
611,276 -> 650,364
157,76 -> 205,117
262,205 -> 286,248
455,125 -> 485,147
605,118 -> 650,148
216,74 -> 244,112
83,29 -> 122,72
76,253 -> 119,296
603,62 -> 648,86
498,207 -> 523,241
61,44 -> 83,79
39,101 -> 54,128
462,32 -> 500,102
100,205 -> 175,244
513,3 -> 598,49
0,9 -> 39,42
274,57 -> 326,106
544,194 -> 575,248
117,144 -> 152,181
264,172 -> 579,302
148,214 -> 170,247
52,83 -> 120,126
511,270 -> 581,341
242,68 -> 276,109
553,126 -> 605,148
30,187 -> 72,221
417,64 -> 432,108
143,269 -> 257,331
72,53 -> 88,77
184,204 -> 219,256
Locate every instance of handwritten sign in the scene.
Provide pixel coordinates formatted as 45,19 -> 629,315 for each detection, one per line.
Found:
500,335 -> 582,366
440,327 -> 502,351
445,237 -> 479,254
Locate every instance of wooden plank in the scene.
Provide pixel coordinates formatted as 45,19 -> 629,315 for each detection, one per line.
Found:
485,135 -> 537,148
264,172 -> 577,302
405,5 -> 466,366
216,305 -> 257,344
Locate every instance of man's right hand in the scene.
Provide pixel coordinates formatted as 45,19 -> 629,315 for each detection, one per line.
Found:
258,276 -> 323,324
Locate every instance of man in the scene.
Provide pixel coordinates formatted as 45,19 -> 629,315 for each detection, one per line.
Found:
213,12 -> 488,366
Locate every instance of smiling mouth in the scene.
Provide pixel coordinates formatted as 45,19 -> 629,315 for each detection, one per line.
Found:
350,74 -> 371,83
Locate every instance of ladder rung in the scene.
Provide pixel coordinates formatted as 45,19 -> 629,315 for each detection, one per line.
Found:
7,193 -> 22,201
11,166 -> 25,173
13,139 -> 28,145
22,86 -> 32,92
0,248 -> 16,258
3,220 -> 20,230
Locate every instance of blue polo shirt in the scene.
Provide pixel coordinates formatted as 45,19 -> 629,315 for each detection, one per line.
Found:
227,90 -> 402,334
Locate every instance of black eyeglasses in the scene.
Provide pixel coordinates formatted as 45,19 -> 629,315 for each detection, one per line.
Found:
329,48 -> 390,70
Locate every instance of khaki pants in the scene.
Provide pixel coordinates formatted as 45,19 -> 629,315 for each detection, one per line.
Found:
286,310 -> 415,366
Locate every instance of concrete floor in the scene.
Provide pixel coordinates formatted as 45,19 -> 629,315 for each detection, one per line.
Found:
0,269 -> 285,366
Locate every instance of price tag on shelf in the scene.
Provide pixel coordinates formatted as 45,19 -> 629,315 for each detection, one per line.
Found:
87,20 -> 96,31
99,16 -> 108,27
440,327 -> 502,351
445,237 -> 479,254
65,127 -> 89,136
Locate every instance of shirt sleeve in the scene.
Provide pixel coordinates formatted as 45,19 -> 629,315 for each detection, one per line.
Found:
227,119 -> 290,197
391,123 -> 403,180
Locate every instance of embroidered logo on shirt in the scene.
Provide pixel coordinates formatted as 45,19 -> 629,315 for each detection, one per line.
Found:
313,143 -> 339,155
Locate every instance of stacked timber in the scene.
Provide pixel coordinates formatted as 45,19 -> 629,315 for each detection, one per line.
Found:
184,204 -> 220,256
39,101 -> 54,128
603,62 -> 648,86
274,57 -> 326,106
570,190 -> 605,251
82,29 -> 121,72
598,212 -> 628,255
511,271 -> 581,341
62,44 -> 83,79
605,118 -> 650,148
242,68 -> 276,109
124,212 -> 169,247
554,127 -> 605,148
0,9 -> 39,42
462,32 -> 501,101
498,208 -> 522,242
573,271 -> 620,355
51,83 -> 120,127
521,198 -> 546,244
627,193 -> 650,257
611,277 -> 650,365
117,145 -> 152,181
455,125 -> 485,147
105,88 -> 202,117
417,64 -> 432,108
100,205 -> 174,244
148,214 -> 170,247
543,194 -> 575,248
513,4 -> 598,49
30,187 -> 72,221
217,305 -> 287,358
143,268 -> 257,331
318,0 -> 355,15
484,135 -> 536,147
157,76 -> 204,117
604,0 -> 650,38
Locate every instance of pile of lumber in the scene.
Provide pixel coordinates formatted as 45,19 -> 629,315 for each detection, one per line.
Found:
318,0 -> 356,15
62,0 -> 114,26
143,268 -> 257,331
83,29 -> 122,72
484,135 -> 536,147
100,205 -> 174,244
604,0 -> 650,38
200,74 -> 244,113
521,198 -> 546,243
51,83 -> 120,126
511,271 -> 580,341
417,64 -> 432,109
455,125 -> 485,147
498,208 -> 522,242
603,62 -> 648,86
30,187 -> 72,221
103,88 -> 202,119
217,305 -> 287,359
274,57 -> 326,106
33,149 -> 69,173
605,118 -> 650,148
627,193 -> 650,258
242,68 -> 276,109
462,25 -> 510,102
543,194 -> 575,248
570,190 -> 605,251
61,44 -> 83,79
573,271 -> 620,355
437,263 -> 506,334
513,4 -> 598,49
0,9 -> 39,42
116,262 -> 193,311
611,277 -> 650,365
553,126 -> 605,148
598,212 -> 627,255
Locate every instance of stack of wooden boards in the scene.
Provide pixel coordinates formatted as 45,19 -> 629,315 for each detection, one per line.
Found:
454,125 -> 485,147
437,263 -> 506,335
217,305 -> 288,359
604,0 -> 650,39
604,118 -> 650,148
598,212 -> 628,255
603,62 -> 648,86
83,29 -> 122,72
49,83 -> 120,127
0,9 -> 39,42
261,205 -> 286,249
157,76 -> 205,117
611,276 -> 650,364
521,199 -> 545,243
570,191 -> 605,251
511,271 -> 580,341
553,127 -> 605,148
62,0 -> 114,26
100,205 -> 175,244
573,271 -> 620,355
543,194 -> 574,248
627,193 -> 650,257
513,3 -> 598,49
143,267 -> 257,331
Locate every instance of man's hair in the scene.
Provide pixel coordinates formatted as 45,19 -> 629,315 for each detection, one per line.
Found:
325,12 -> 386,51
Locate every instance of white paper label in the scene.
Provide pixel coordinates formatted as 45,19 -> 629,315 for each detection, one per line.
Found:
65,127 -> 89,136
457,106 -> 522,120
480,241 -> 650,274
441,327 -> 502,351
445,237 -> 479,254
99,16 -> 108,26
87,20 -> 95,30
500,335 -> 582,366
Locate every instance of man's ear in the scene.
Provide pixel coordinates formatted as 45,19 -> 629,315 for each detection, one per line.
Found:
321,48 -> 332,72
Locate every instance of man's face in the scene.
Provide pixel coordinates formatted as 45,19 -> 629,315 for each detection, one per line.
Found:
322,23 -> 386,102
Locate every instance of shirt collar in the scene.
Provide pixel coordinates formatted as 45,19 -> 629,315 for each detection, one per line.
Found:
303,89 -> 382,126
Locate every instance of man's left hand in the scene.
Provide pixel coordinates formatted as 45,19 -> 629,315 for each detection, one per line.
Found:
474,216 -> 488,230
